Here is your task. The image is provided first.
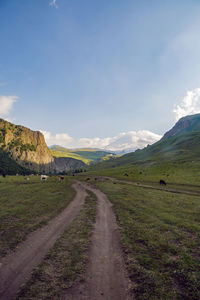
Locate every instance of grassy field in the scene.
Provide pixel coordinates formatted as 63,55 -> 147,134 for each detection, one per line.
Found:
0,175 -> 75,257
17,191 -> 97,299
51,146 -> 115,165
94,180 -> 200,300
87,131 -> 200,185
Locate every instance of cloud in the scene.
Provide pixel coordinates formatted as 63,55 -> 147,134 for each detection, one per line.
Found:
49,0 -> 58,8
41,131 -> 74,147
41,129 -> 161,152
0,95 -> 18,117
173,88 -> 200,121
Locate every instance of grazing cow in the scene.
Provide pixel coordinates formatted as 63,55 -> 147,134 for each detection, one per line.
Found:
2,174 -> 6,178
41,175 -> 48,181
24,177 -> 30,181
86,178 -> 90,181
159,179 -> 166,185
58,176 -> 64,181
124,173 -> 129,177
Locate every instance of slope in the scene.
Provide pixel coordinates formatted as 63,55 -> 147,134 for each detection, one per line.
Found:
89,131 -> 200,184
50,145 -> 115,165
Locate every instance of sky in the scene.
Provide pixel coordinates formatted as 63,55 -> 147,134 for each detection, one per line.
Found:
1,0 -> 200,151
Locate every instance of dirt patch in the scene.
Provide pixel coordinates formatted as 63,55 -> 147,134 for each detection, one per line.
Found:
0,183 -> 87,300
63,182 -> 130,300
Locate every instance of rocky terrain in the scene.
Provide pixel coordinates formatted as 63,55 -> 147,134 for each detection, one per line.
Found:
162,113 -> 200,139
0,119 -> 85,174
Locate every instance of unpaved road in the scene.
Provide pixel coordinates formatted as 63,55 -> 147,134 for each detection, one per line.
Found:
101,176 -> 200,197
64,181 -> 130,300
0,183 -> 87,300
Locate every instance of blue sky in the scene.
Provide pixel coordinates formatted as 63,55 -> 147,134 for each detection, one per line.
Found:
1,0 -> 200,150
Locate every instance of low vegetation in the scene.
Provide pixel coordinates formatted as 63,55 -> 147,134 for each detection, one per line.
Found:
0,175 -> 75,257
17,191 -> 97,299
0,149 -> 31,175
94,180 -> 200,300
51,145 -> 115,165
88,132 -> 200,185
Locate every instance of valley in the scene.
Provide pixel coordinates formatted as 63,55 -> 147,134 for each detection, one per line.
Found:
0,114 -> 200,299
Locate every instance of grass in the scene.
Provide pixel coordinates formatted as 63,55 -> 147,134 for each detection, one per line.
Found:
0,175 -> 75,257
51,146 -> 115,165
88,131 -> 200,185
94,180 -> 200,300
51,149 -> 91,164
17,191 -> 97,300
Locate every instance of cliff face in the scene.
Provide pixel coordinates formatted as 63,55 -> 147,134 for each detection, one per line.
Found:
0,119 -> 54,173
0,119 -> 86,174
54,157 -> 85,173
162,113 -> 200,140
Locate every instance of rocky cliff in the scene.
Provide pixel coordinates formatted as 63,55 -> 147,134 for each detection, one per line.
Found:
54,157 -> 85,173
0,119 -> 85,173
0,119 -> 54,173
162,113 -> 200,140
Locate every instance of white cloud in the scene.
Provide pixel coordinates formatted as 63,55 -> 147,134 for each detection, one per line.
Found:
49,0 -> 58,8
173,88 -> 200,121
0,95 -> 18,117
41,129 -> 161,152
41,131 -> 74,147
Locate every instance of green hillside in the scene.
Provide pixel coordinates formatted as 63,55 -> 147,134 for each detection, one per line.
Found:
0,149 -> 32,175
50,145 -> 115,165
89,131 -> 200,185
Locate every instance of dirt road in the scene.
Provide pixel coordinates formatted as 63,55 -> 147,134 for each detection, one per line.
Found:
64,182 -> 130,300
0,183 -> 87,300
101,176 -> 200,197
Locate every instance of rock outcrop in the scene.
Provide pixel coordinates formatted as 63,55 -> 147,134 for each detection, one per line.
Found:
162,113 -> 200,140
0,119 -> 85,173
54,157 -> 85,173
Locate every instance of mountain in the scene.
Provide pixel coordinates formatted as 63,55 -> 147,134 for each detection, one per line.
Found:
162,113 -> 200,139
50,145 -> 115,165
0,149 -> 32,175
89,114 -> 200,184
0,119 -> 85,174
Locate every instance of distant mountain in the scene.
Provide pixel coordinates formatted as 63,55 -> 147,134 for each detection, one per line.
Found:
162,113 -> 200,140
50,145 -> 115,165
0,119 -> 85,174
90,114 -> 200,183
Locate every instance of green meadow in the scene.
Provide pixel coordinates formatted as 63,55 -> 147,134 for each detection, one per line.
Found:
88,132 -> 200,185
93,180 -> 200,299
17,191 -> 97,299
51,145 -> 115,165
0,175 -> 75,257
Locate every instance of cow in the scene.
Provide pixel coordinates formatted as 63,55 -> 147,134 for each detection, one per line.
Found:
24,177 -> 30,181
41,175 -> 48,181
159,179 -> 166,185
58,176 -> 64,181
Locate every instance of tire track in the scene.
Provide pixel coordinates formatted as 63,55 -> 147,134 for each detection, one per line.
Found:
64,181 -> 130,300
0,182 -> 87,300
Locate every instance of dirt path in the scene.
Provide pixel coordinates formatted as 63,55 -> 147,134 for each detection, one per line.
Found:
0,182 -> 87,300
101,176 -> 200,197
64,181 -> 130,300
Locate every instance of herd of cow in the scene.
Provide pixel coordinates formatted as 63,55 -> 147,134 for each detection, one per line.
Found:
22,175 -> 65,181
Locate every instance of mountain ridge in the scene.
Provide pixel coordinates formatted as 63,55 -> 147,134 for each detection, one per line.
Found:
162,113 -> 200,139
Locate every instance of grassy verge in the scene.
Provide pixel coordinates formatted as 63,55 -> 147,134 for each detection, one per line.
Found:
95,181 -> 200,300
0,175 -> 75,257
17,191 -> 97,299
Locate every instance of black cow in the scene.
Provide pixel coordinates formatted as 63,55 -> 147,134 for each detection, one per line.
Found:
159,179 -> 166,185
